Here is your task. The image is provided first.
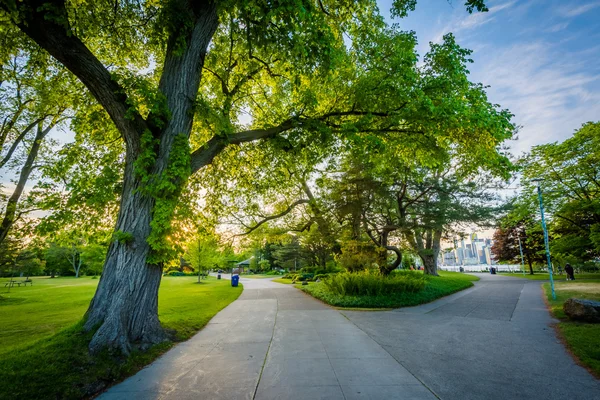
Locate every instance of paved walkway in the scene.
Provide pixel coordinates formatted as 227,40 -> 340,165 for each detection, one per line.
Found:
343,274 -> 600,399
98,274 -> 600,400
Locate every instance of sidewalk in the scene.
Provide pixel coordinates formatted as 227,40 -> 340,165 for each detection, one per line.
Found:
98,276 -> 436,400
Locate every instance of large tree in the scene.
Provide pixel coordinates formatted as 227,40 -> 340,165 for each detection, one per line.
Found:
0,0 -> 491,354
491,210 -> 546,274
520,122 -> 600,263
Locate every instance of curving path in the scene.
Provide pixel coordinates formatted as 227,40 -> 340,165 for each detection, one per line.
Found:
98,274 -> 600,399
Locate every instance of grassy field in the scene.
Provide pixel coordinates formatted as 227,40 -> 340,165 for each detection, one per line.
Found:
300,271 -> 478,308
0,275 -> 242,399
272,277 -> 293,284
500,272 -> 600,281
240,274 -> 280,279
542,279 -> 600,377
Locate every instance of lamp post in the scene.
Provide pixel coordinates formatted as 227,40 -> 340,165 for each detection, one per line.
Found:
517,237 -> 525,277
532,179 -> 556,300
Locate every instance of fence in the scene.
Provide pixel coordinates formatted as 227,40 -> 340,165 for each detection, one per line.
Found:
439,264 -> 522,273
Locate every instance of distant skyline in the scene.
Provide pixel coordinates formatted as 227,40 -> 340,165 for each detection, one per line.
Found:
378,0 -> 600,155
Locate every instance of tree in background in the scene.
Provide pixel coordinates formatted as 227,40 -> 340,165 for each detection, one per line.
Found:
491,212 -> 545,274
185,234 -> 228,282
81,244 -> 107,277
0,38 -> 77,245
520,122 -> 600,266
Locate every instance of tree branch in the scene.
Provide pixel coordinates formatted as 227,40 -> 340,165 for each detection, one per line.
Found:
236,199 -> 310,235
0,116 -> 46,169
190,118 -> 296,173
4,0 -> 147,150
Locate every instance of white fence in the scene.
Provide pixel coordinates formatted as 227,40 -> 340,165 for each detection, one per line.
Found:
439,264 -> 522,273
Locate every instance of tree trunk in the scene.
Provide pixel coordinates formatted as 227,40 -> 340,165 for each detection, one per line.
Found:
420,253 -> 438,276
83,162 -> 166,354
527,256 -> 534,275
379,247 -> 402,275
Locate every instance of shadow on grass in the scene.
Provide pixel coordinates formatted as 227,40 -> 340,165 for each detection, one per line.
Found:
0,321 -> 174,400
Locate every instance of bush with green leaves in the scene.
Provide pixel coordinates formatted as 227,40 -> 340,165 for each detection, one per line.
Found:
265,270 -> 281,275
322,271 -> 427,296
336,241 -> 377,272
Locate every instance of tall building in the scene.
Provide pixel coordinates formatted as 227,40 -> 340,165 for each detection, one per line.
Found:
442,233 -> 495,266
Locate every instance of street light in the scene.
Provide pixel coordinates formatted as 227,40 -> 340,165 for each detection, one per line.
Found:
532,178 -> 556,300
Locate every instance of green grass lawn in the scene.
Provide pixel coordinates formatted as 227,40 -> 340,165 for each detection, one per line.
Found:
240,274 -> 280,279
542,279 -> 600,378
272,277 -> 316,287
301,271 -> 478,308
0,275 -> 242,399
500,272 -> 600,281
272,277 -> 293,284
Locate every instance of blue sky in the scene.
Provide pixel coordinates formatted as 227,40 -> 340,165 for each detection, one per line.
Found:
378,0 -> 600,154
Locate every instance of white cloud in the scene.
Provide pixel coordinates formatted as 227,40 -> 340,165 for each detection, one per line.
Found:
430,0 -> 516,44
559,1 -> 600,17
474,42 -> 600,154
545,22 -> 569,32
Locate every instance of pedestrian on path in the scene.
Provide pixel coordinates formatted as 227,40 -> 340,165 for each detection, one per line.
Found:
565,263 -> 575,281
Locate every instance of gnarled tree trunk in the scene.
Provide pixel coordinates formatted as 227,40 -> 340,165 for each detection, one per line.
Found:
83,153 -> 165,354
7,0 -> 221,354
419,252 -> 437,276
415,228 -> 442,276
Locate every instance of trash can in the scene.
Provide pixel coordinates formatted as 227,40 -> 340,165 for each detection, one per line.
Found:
231,274 -> 239,287
217,274 -> 221,280
459,267 -> 464,273
490,267 -> 497,275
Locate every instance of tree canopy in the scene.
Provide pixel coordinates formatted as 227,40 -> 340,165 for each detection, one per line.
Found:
0,0 -> 510,354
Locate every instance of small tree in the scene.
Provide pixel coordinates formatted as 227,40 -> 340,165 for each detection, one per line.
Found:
186,236 -> 223,282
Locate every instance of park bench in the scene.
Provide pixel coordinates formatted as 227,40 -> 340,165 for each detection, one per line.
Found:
3,280 -> 32,288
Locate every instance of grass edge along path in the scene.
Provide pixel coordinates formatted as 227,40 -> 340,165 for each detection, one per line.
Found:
542,280 -> 600,378
500,272 -> 600,281
300,271 -> 479,309
0,276 -> 242,400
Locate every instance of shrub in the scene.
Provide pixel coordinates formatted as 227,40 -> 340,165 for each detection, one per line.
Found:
336,241 -> 377,272
314,273 -> 337,281
322,271 -> 426,296
265,270 -> 281,275
165,271 -> 196,276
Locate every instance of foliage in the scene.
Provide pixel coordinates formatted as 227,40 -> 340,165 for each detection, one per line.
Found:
0,276 -> 242,399
258,259 -> 271,270
499,122 -> 600,269
185,234 -> 230,278
0,0 -> 503,353
336,240 -> 377,272
0,236 -> 44,277
271,238 -> 305,271
302,271 -> 477,308
491,208 -> 546,273
322,270 -> 427,296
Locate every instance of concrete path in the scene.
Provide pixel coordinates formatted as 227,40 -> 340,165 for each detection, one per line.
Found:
342,273 -> 600,399
98,274 -> 600,400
